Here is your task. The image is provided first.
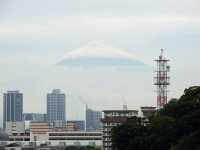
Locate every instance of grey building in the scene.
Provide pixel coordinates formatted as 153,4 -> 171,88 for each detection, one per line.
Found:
86,108 -> 102,131
3,91 -> 23,129
47,89 -> 66,127
67,120 -> 85,131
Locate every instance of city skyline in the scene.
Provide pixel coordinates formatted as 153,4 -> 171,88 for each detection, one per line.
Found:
0,0 -> 200,127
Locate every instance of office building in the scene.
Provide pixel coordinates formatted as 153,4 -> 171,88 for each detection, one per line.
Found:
3,91 -> 23,129
86,108 -> 102,131
100,106 -> 138,150
46,89 -> 66,127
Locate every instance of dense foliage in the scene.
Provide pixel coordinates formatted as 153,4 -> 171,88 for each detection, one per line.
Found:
111,86 -> 200,150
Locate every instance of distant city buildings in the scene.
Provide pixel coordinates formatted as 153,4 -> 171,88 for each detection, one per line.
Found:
3,91 -> 23,130
46,89 -> 66,127
100,106 -> 138,150
23,113 -> 46,122
23,113 -> 47,133
67,120 -> 85,131
29,121 -> 101,147
86,108 -> 102,131
1,89 -> 158,150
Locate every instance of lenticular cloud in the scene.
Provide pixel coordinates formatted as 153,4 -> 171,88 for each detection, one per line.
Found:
57,41 -> 149,70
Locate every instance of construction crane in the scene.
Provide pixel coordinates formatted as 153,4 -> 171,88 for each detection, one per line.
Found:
79,96 -> 88,110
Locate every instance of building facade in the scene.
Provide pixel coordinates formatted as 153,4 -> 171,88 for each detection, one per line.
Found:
140,106 -> 157,125
3,91 -> 23,129
140,107 -> 156,117
5,122 -> 25,135
86,108 -> 102,131
101,109 -> 138,150
30,130 -> 101,146
46,89 -> 66,127
67,120 -> 85,131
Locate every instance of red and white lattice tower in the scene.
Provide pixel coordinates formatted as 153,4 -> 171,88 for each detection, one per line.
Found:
154,49 -> 170,109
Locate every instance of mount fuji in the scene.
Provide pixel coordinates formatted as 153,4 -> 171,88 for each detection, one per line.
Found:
57,41 -> 149,70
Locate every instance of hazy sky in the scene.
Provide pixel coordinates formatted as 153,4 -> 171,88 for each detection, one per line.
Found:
0,0 -> 200,126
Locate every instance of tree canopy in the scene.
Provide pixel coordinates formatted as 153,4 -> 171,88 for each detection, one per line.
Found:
111,86 -> 200,150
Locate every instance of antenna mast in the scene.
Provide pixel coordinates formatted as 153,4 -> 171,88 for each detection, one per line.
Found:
154,49 -> 170,108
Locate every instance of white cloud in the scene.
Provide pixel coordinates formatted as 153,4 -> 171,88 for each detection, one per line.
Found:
0,15 -> 199,38
62,41 -> 135,59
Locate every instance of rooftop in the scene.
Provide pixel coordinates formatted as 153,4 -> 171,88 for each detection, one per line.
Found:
103,110 -> 138,113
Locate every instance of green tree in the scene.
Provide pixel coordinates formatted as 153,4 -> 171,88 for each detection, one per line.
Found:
111,117 -> 147,150
111,86 -> 200,150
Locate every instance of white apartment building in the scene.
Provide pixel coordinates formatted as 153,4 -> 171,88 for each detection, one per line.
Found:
101,109 -> 138,150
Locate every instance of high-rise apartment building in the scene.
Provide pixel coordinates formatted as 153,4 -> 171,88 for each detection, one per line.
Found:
47,89 -> 66,127
3,91 -> 23,129
86,108 -> 102,131
101,108 -> 138,150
